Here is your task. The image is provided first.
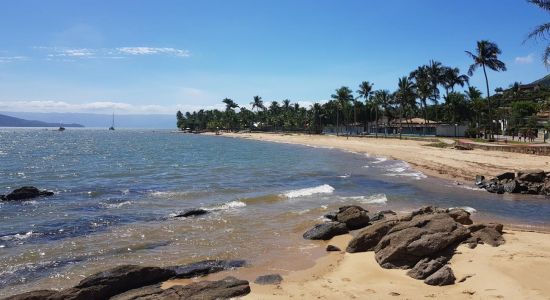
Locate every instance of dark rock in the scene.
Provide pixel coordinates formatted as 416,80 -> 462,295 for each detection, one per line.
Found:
110,284 -> 164,300
174,208 -> 209,218
346,220 -> 399,253
475,175 -> 486,187
52,265 -> 175,300
468,224 -> 505,247
168,260 -> 246,279
468,223 -> 503,234
0,195 -> 5,201
495,172 -> 515,181
447,208 -> 473,225
485,183 -> 505,194
2,290 -> 58,300
503,180 -> 522,193
399,206 -> 447,222
323,211 -> 338,221
370,210 -> 397,222
335,205 -> 370,230
254,274 -> 283,285
303,222 -> 349,240
374,213 -> 470,269
406,256 -> 450,280
3,186 -> 54,201
424,265 -> 456,286
517,169 -> 545,183
116,277 -> 250,300
326,245 -> 341,252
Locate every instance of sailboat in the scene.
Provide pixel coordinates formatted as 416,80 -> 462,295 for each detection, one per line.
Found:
58,121 -> 65,131
109,113 -> 115,130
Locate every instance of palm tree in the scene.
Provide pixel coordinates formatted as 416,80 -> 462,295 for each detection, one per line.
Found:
373,90 -> 392,137
525,0 -> 550,65
466,40 -> 507,137
222,98 -> 239,131
427,60 -> 443,122
442,67 -> 469,97
357,81 -> 374,133
410,66 -> 432,135
396,76 -> 415,139
331,86 -> 354,136
251,95 -> 264,112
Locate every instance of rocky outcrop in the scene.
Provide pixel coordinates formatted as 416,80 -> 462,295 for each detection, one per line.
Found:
342,206 -> 504,286
0,186 -> 54,201
476,169 -> 550,195
326,245 -> 341,252
303,222 -> 349,240
254,274 -> 283,285
370,210 -> 397,222
3,261 -> 248,300
167,260 -> 246,278
111,277 -> 250,300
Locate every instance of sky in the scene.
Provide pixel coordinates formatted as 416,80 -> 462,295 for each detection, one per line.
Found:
0,0 -> 549,115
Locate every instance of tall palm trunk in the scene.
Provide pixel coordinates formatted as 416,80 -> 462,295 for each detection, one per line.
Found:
336,109 -> 339,136
375,107 -> 379,138
482,63 -> 492,138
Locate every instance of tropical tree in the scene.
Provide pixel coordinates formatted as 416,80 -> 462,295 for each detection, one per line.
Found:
525,0 -> 550,65
395,77 -> 415,139
427,60 -> 444,121
410,66 -> 432,135
466,40 -> 507,137
331,86 -> 354,136
357,81 -> 374,133
442,67 -> 469,97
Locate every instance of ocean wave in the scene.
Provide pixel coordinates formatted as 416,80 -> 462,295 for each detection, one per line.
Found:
282,184 -> 335,198
372,157 -> 388,164
150,191 -> 190,198
100,201 -> 132,209
340,194 -> 388,204
204,200 -> 247,211
338,174 -> 351,178
0,231 -> 37,241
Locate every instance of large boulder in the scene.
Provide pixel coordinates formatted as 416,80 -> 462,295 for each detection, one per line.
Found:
346,220 -> 398,253
112,277 -> 250,300
2,186 -> 54,201
447,208 -> 473,225
54,265 -> 175,300
335,206 -> 370,230
517,169 -> 546,183
167,260 -> 246,279
467,223 -> 505,247
303,222 -> 349,240
406,256 -> 450,280
423,265 -> 456,286
374,213 -> 470,269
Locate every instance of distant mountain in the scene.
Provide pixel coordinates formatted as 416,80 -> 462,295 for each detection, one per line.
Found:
0,112 -> 176,129
529,74 -> 550,88
0,113 -> 84,127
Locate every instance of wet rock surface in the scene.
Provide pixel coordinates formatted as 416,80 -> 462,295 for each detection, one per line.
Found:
0,186 -> 54,201
476,170 -> 550,195
173,208 -> 209,218
303,222 -> 349,240
167,260 -> 246,278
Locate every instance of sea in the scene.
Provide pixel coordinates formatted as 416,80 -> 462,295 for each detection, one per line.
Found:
1,128 -> 549,297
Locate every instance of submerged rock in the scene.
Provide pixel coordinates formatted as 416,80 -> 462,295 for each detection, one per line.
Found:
303,222 -> 349,240
1,186 -> 54,201
174,208 -> 209,218
254,274 -> 283,285
168,260 -> 247,279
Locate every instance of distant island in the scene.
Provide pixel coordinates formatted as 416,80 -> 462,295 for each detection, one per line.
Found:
0,113 -> 84,128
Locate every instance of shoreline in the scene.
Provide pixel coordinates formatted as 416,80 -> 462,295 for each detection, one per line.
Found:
206,132 -> 550,185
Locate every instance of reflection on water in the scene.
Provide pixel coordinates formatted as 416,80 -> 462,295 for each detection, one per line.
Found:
0,129 -> 549,296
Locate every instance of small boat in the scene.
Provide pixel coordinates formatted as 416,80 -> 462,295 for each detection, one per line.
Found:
58,126 -> 65,131
109,113 -> 115,130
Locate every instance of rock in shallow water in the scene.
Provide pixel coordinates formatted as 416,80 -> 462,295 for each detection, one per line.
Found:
167,260 -> 247,279
335,205 -> 370,230
174,208 -> 209,218
254,274 -> 283,285
1,186 -> 54,201
303,222 -> 349,240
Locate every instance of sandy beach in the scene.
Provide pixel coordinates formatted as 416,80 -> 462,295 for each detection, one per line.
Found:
213,132 -> 550,184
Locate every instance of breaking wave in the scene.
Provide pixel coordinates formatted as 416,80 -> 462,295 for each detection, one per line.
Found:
282,184 -> 335,198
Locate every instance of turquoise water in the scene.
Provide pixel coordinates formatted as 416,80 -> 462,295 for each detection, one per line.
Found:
0,129 -> 549,296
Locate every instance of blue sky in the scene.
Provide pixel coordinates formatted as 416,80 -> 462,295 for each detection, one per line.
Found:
0,0 -> 548,114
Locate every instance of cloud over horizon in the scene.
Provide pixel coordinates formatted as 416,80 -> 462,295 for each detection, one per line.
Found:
515,53 -> 535,65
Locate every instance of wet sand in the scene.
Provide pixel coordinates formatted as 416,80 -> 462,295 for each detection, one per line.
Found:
212,132 -> 550,184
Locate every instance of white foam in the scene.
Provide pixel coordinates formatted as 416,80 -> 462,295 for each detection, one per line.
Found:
205,200 -> 247,211
0,231 -> 35,241
450,206 -> 477,214
338,174 -> 351,178
100,201 -> 132,209
150,191 -> 190,198
339,194 -> 388,204
282,184 -> 335,198
371,157 -> 388,164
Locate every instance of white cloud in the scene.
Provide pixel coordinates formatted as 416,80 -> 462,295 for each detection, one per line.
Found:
117,47 -> 190,57
515,53 -> 534,65
0,100 -> 218,114
0,56 -> 27,63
